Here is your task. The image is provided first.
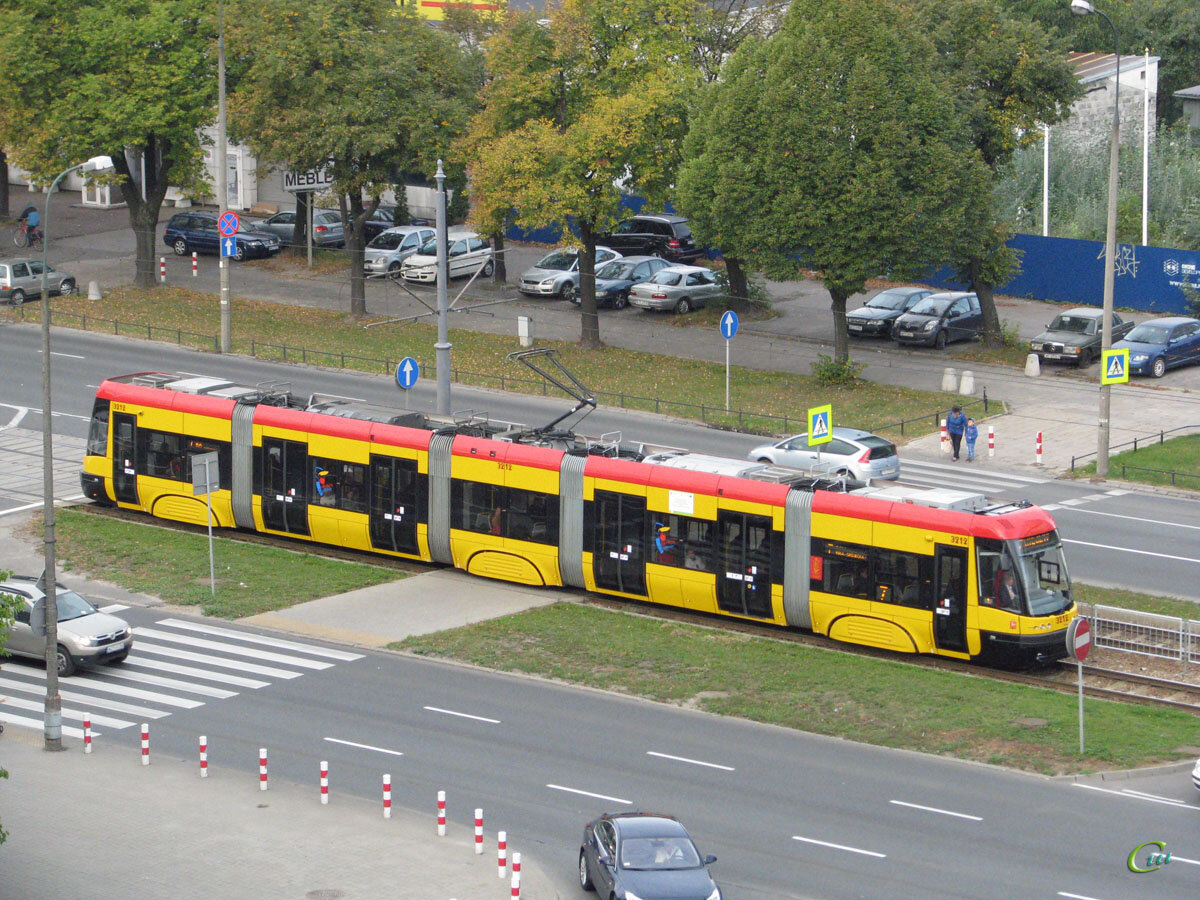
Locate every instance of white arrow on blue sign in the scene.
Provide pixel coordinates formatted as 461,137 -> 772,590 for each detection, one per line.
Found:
720,310 -> 739,340
220,237 -> 237,258
396,356 -> 419,390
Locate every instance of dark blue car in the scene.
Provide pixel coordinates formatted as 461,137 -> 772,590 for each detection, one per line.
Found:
163,211 -> 283,261
1113,316 -> 1200,378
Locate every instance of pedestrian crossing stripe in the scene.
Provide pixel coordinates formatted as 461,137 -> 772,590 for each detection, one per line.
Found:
1101,348 -> 1129,384
807,404 -> 833,446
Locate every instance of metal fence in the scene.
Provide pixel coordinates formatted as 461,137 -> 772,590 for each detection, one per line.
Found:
1088,603 -> 1200,671
7,305 -> 219,351
1070,424 -> 1200,471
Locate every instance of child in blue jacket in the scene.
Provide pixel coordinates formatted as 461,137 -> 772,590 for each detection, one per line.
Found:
965,418 -> 979,462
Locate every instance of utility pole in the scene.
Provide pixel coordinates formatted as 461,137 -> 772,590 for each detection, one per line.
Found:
217,0 -> 232,353
435,160 -> 451,416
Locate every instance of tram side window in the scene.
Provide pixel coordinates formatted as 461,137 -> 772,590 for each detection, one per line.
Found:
505,487 -> 559,545
810,539 -> 871,599
453,480 -> 506,535
137,430 -> 187,481
651,514 -> 714,571
873,549 -> 933,609
309,457 -> 368,513
86,398 -> 109,456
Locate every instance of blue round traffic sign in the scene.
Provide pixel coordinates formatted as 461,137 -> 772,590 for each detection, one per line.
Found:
720,310 -> 739,340
396,357 -> 419,390
218,211 -> 240,237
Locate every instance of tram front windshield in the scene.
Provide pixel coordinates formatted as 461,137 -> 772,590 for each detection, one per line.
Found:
978,532 -> 1071,617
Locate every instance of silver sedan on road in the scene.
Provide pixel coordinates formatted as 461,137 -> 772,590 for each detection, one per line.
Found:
628,265 -> 724,314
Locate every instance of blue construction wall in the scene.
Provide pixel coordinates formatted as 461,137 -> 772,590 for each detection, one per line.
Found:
504,195 -> 656,245
926,234 -> 1199,314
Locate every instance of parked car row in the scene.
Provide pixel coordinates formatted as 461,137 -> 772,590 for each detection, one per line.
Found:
163,211 -> 283,261
847,288 -> 983,348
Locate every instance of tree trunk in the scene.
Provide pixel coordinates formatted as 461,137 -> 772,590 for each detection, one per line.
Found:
968,258 -> 1003,347
344,193 -> 369,317
491,229 -> 507,283
577,220 -> 601,349
0,150 -> 9,219
293,191 -> 309,253
725,256 -> 749,304
829,286 -> 850,365
114,138 -> 172,289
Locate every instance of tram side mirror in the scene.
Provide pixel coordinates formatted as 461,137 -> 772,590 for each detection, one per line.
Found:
704,854 -> 718,865
30,598 -> 46,636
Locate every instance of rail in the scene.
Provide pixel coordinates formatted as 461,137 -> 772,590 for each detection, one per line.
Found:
1069,424 -> 1200,472
1085,603 -> 1200,673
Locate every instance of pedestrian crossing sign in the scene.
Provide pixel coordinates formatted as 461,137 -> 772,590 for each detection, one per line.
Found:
1101,348 -> 1129,385
807,404 -> 833,446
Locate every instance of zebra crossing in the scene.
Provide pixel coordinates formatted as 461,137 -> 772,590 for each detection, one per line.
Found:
896,457 -> 1051,496
0,617 -> 363,738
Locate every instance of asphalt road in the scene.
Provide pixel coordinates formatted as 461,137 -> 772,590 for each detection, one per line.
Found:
3,323 -> 1199,601
3,604 -> 1195,900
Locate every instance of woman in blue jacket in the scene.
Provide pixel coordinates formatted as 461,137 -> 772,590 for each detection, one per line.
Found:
946,405 -> 966,461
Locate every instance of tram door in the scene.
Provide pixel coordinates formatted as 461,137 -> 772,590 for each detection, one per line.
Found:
112,412 -> 140,505
716,511 -> 773,618
369,456 -> 420,555
260,438 -> 310,535
934,545 -> 968,652
591,490 -> 646,595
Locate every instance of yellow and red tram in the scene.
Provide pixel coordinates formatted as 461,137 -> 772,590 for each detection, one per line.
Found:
81,373 -> 1076,666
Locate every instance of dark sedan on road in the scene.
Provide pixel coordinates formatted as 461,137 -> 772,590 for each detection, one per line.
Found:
1029,308 -> 1133,368
846,286 -> 932,337
571,255 -> 672,309
580,812 -> 721,900
891,291 -> 982,349
1113,316 -> 1200,378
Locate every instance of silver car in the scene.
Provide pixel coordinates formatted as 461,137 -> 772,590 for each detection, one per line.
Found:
628,264 -> 723,314
401,230 -> 495,283
748,426 -> 900,481
518,246 -> 621,301
1,576 -> 133,676
0,258 -> 76,304
250,209 -> 345,247
364,225 -> 436,279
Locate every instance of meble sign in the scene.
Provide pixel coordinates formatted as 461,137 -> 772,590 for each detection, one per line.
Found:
283,166 -> 334,193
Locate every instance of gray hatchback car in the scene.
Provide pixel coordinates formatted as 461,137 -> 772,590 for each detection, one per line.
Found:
748,426 -> 900,481
0,258 -> 77,304
2,575 -> 133,676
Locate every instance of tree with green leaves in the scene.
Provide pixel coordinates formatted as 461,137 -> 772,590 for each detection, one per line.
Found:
917,0 -> 1081,346
465,0 -> 701,349
227,0 -> 477,316
0,0 -> 215,287
680,0 -> 983,366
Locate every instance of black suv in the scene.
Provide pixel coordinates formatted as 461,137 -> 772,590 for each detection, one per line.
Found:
601,214 -> 704,264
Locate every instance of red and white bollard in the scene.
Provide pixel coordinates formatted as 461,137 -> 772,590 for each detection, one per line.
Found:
498,830 -> 508,878
475,808 -> 484,854
510,871 -> 521,900
320,761 -> 329,804
199,735 -> 207,777
259,748 -> 268,790
1035,431 -> 1043,465
512,851 -> 521,879
83,714 -> 92,754
191,251 -> 198,277
988,425 -> 995,458
383,774 -> 391,819
437,790 -> 446,836
940,418 -> 948,454
159,257 -> 166,283
141,723 -> 149,765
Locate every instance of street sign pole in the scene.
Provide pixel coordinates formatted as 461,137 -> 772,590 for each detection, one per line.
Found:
216,0 -> 231,354
1077,656 -> 1085,754
725,339 -> 730,412
720,311 -> 739,412
192,452 -> 220,595
308,194 -> 314,268
1066,616 -> 1092,754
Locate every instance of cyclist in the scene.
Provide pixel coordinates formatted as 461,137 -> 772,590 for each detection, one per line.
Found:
17,204 -> 41,247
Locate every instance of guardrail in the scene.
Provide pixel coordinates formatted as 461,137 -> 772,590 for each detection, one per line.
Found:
1069,424 -> 1200,472
6,305 -> 219,350
1088,603 -> 1199,672
1118,464 -> 1200,488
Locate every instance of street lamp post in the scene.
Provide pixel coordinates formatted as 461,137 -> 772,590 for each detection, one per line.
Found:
39,154 -> 113,751
434,159 -> 450,416
1071,0 -> 1120,478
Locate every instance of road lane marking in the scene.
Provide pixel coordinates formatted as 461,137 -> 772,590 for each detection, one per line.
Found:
132,642 -> 304,678
1072,783 -> 1200,811
646,751 -> 734,771
0,695 -> 131,729
424,705 -> 500,724
1057,892 -> 1106,900
98,604 -> 129,613
50,351 -> 86,359
156,618 -> 364,660
16,667 -> 204,709
123,656 -> 270,688
134,627 -> 333,669
792,836 -> 886,859
1057,507 -> 1200,531
0,676 -> 170,718
888,800 -> 981,821
902,460 -> 1048,483
1172,855 -> 1200,866
104,669 -> 238,698
0,710 -> 88,738
0,405 -> 28,430
0,495 -> 87,517
547,784 -> 632,805
1122,789 -> 1185,805
323,737 -> 404,757
1060,539 -> 1200,566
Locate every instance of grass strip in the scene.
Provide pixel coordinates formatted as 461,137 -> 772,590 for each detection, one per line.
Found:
1070,434 -> 1200,492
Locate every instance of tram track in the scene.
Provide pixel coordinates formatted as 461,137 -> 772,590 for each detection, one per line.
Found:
72,504 -> 1200,715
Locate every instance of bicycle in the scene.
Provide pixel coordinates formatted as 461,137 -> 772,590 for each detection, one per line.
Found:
13,220 -> 42,249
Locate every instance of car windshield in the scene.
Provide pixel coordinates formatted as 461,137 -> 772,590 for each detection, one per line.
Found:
597,261 -> 633,280
866,290 -> 913,311
619,837 -> 701,871
1125,324 -> 1169,344
649,270 -> 684,286
56,589 -> 99,622
1048,315 -> 1094,334
909,297 -> 952,315
536,250 -> 578,271
370,232 -> 405,250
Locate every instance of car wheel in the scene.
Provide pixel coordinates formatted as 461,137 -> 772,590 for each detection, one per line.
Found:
1151,356 -> 1167,378
387,261 -> 402,280
234,243 -> 247,262
613,292 -> 628,310
481,259 -> 494,277
59,278 -> 76,296
1076,348 -> 1092,368
934,330 -> 947,350
675,298 -> 692,315
9,288 -> 26,305
56,644 -> 77,678
172,238 -> 188,256
561,282 -> 577,303
579,850 -> 594,891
